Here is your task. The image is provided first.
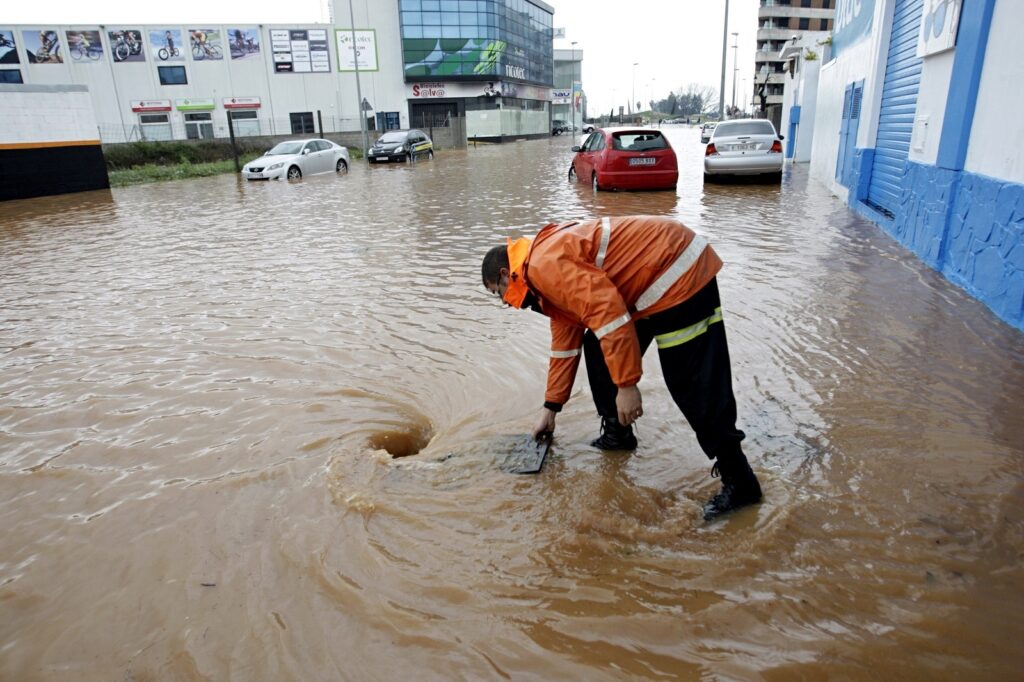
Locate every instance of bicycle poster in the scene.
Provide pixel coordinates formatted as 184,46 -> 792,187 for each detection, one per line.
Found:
65,30 -> 103,63
148,28 -> 183,63
22,30 -> 63,64
0,31 -> 19,65
106,29 -> 145,63
188,28 -> 223,61
227,28 -> 260,60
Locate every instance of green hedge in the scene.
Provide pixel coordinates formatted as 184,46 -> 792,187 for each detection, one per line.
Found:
103,140 -> 267,170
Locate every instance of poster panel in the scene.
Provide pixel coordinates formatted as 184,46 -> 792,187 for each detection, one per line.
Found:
403,38 -> 505,78
65,30 -> 103,63
22,29 -> 63,64
0,31 -> 20,64
271,28 -> 329,73
335,29 -> 378,72
107,29 -> 145,63
149,28 -> 184,63
918,0 -> 962,57
227,28 -> 260,60
188,28 -> 223,61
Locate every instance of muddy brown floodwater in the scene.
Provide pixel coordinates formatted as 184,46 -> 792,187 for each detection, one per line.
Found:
1,128 -> 1023,680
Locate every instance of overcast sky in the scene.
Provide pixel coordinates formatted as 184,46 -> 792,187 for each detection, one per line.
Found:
4,0 -> 761,115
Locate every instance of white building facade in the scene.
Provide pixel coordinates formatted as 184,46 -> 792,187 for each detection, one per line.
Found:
808,0 -> 1023,331
0,0 -> 558,145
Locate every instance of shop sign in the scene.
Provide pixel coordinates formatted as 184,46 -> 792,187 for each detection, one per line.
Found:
270,28 -> 330,73
223,97 -> 261,109
411,82 -> 446,98
551,89 -> 571,104
131,99 -> 172,112
175,98 -> 215,111
832,0 -> 875,59
335,29 -> 378,72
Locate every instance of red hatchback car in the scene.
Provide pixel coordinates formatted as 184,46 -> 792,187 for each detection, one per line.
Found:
569,127 -> 678,191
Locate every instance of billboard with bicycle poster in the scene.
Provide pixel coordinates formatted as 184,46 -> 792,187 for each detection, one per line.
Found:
148,28 -> 183,62
188,28 -> 223,61
22,30 -> 63,64
65,30 -> 103,63
227,28 -> 260,60
0,31 -> 19,64
107,29 -> 145,63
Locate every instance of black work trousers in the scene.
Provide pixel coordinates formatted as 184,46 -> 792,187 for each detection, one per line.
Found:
583,278 -> 746,460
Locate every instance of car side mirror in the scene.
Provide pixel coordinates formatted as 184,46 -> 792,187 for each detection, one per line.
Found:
302,148 -> 310,155
779,134 -> 785,140
571,145 -> 581,152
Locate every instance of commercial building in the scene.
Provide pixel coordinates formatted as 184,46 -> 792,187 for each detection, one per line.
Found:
552,47 -> 584,129
806,0 -> 1023,332
0,0 -> 558,146
755,0 -> 835,128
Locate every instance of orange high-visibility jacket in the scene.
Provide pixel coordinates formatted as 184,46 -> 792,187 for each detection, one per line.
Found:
521,215 -> 722,406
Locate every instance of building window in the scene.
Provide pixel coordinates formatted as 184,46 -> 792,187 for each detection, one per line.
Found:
157,66 -> 187,85
802,0 -> 812,6
184,112 -> 214,140
139,113 -> 173,141
229,109 -> 260,136
820,18 -> 830,30
290,112 -> 315,134
799,18 -> 810,30
0,69 -> 23,84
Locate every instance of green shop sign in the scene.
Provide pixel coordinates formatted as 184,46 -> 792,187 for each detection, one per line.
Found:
175,98 -> 216,111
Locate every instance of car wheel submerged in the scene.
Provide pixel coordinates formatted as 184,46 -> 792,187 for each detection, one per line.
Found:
568,165 -> 576,181
336,159 -> 348,174
287,166 -> 302,181
592,173 -> 600,192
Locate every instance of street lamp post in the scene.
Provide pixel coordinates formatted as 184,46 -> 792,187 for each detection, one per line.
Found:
730,32 -> 739,116
571,41 -> 578,141
719,0 -> 729,121
631,62 -> 638,116
348,0 -> 369,161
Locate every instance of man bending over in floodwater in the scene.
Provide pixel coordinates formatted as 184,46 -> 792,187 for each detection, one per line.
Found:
481,215 -> 762,520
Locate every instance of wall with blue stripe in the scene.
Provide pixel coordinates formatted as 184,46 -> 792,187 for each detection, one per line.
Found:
840,0 -> 1023,331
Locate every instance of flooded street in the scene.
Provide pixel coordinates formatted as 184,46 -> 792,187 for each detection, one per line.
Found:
2,127 -> 1023,680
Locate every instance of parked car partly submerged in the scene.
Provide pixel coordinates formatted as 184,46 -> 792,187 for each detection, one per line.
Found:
700,122 -> 717,143
703,118 -> 784,182
242,139 -> 350,181
569,127 -> 678,191
367,129 -> 434,163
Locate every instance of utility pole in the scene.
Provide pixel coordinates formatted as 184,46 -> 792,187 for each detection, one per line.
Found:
719,0 -> 729,121
731,32 -> 739,115
631,62 -> 638,116
571,41 -> 578,140
348,0 -> 369,160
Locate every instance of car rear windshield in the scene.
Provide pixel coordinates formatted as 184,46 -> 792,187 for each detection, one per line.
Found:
378,132 -> 407,143
611,132 -> 668,151
714,121 -> 776,136
268,142 -> 304,155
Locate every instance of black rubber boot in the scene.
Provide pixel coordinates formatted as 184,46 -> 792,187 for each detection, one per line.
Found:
589,416 -> 638,451
702,450 -> 762,521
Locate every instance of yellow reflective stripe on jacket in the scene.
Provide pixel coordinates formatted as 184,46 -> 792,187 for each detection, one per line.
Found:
654,307 -> 723,349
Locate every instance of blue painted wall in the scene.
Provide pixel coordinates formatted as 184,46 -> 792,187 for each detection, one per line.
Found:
860,159 -> 1024,331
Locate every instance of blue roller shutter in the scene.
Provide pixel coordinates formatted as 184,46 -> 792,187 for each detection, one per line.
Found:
867,0 -> 924,217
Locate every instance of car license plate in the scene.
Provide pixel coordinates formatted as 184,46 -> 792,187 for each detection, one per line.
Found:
734,143 -> 757,151
250,172 -> 263,178
629,157 -> 656,166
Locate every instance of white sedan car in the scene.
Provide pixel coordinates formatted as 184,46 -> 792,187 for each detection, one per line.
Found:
703,119 -> 784,182
242,139 -> 350,181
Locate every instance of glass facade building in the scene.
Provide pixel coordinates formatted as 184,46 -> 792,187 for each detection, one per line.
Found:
399,0 -> 553,86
